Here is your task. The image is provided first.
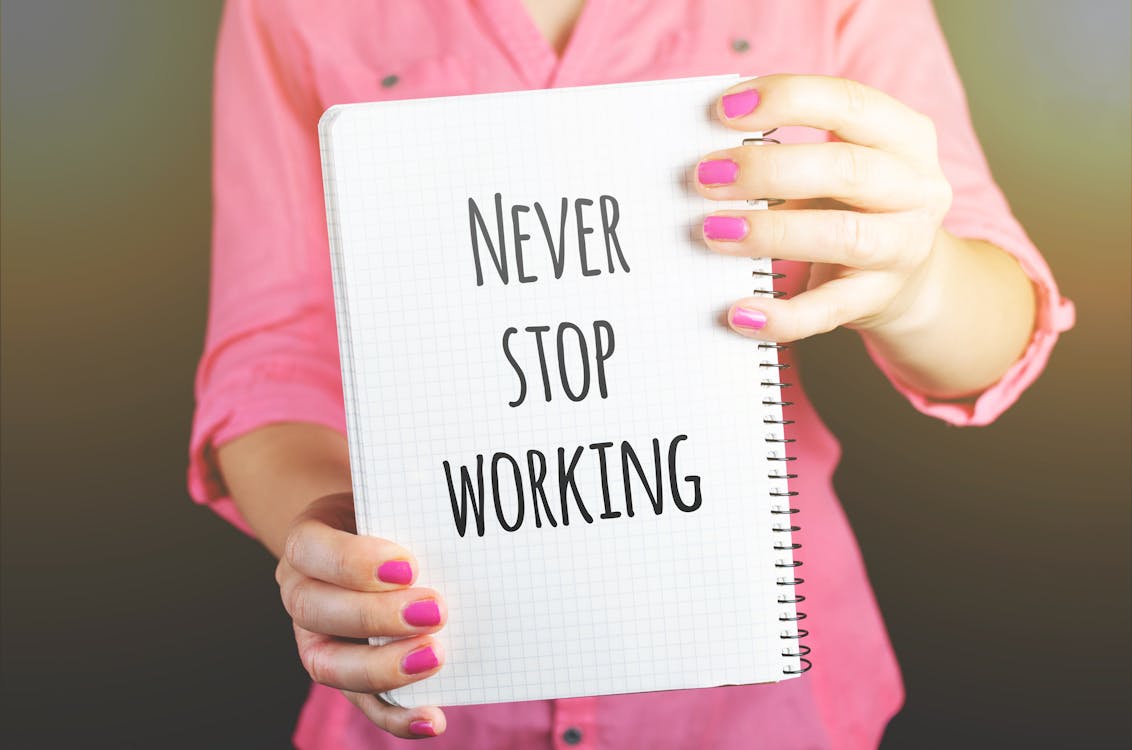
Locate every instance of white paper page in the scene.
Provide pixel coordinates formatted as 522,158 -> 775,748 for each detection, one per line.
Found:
320,75 -> 800,707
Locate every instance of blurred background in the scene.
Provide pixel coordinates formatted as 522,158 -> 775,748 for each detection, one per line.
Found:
2,1 -> 1128,747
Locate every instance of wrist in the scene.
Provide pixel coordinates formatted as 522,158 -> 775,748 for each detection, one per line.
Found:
855,230 -> 1039,400
858,228 -> 959,344
218,423 -> 352,557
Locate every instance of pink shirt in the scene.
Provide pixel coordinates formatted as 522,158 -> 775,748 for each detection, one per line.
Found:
189,1 -> 1076,748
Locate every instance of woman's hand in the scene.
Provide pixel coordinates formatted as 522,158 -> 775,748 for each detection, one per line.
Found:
696,74 -> 1036,399
697,73 -> 953,342
276,493 -> 448,739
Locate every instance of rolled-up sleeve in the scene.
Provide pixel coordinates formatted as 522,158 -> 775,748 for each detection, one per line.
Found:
188,0 -> 345,535
835,0 -> 1075,426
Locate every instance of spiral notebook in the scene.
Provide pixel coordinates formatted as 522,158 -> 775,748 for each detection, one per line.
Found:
319,74 -> 807,707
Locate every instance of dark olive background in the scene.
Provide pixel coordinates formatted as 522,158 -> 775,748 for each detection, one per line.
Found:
2,1 -> 1129,747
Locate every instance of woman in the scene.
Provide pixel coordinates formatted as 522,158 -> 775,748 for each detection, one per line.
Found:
189,0 -> 1074,746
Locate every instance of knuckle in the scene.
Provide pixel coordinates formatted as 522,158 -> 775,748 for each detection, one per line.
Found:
837,213 -> 875,266
836,146 -> 869,190
363,650 -> 394,692
288,581 -> 315,626
810,303 -> 840,337
359,597 -> 389,636
274,559 -> 287,586
753,144 -> 784,194
283,521 -> 309,567
750,212 -> 786,253
840,78 -> 869,119
300,641 -> 333,686
823,301 -> 845,333
769,212 -> 790,253
329,539 -> 355,585
790,296 -> 843,340
278,576 -> 295,613
775,304 -> 805,344
777,323 -> 800,345
784,319 -> 808,344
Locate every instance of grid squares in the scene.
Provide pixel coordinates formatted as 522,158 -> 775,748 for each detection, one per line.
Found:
319,75 -> 800,707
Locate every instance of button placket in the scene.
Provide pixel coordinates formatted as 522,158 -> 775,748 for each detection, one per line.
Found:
552,696 -> 598,749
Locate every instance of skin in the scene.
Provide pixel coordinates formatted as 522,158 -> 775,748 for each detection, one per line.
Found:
216,3 -> 1038,740
704,75 -> 1035,399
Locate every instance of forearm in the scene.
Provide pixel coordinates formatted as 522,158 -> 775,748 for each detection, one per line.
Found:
859,231 -> 1037,400
216,423 -> 352,558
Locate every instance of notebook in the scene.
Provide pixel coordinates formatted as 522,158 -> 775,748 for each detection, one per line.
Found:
319,74 -> 807,708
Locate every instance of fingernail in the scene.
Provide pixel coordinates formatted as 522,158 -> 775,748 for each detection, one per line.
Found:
722,88 -> 760,118
731,307 -> 767,330
409,720 -> 438,737
377,560 -> 413,585
703,215 -> 749,241
697,159 -> 738,186
403,645 -> 441,675
403,599 -> 442,627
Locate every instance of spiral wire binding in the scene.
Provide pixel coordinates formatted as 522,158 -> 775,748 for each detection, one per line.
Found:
745,130 -> 812,676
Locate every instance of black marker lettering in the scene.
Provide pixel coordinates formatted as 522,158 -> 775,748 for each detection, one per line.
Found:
491,452 -> 525,531
535,198 -> 569,279
468,194 -> 508,285
526,449 -> 557,528
511,204 -> 537,283
669,434 -> 703,512
593,320 -> 615,399
574,198 -> 599,277
599,195 -> 629,273
591,441 -> 620,519
557,445 -> 593,525
556,322 -> 590,402
444,456 -> 487,537
622,438 -> 664,515
502,327 -> 526,408
525,325 -> 553,402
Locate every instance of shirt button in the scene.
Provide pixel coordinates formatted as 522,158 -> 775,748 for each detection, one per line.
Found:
731,37 -> 751,53
562,726 -> 584,745
381,74 -> 400,88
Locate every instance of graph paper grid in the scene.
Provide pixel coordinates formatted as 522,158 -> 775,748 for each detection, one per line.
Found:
319,75 -> 800,707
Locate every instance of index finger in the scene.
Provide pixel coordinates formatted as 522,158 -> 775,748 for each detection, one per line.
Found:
284,493 -> 420,591
715,74 -> 937,161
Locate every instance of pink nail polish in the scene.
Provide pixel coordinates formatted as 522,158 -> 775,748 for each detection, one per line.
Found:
703,216 -> 749,241
697,159 -> 739,186
377,560 -> 413,585
722,89 -> 760,118
402,645 -> 440,675
409,720 -> 437,737
403,599 -> 442,627
731,307 -> 767,330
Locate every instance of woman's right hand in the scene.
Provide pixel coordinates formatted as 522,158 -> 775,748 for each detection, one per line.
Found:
276,493 -> 448,739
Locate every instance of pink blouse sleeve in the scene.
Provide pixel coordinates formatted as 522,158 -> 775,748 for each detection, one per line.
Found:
187,0 -> 345,535
834,0 -> 1075,426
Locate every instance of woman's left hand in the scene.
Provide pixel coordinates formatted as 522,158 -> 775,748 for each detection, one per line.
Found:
695,74 -> 955,342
